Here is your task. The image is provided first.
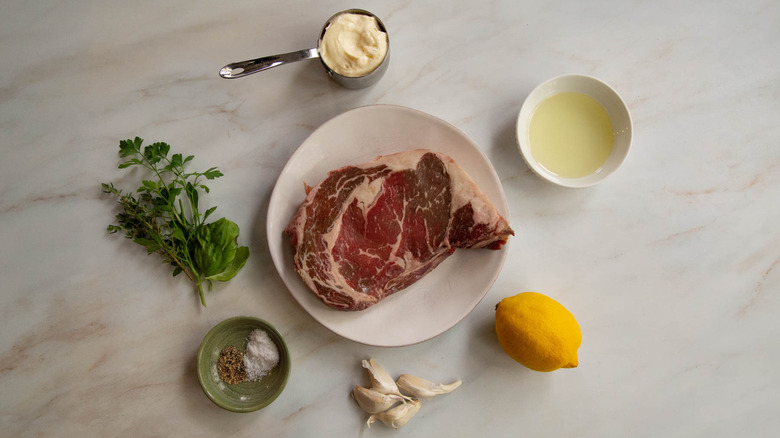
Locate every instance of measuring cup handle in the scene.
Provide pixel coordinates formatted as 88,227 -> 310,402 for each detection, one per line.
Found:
219,47 -> 320,79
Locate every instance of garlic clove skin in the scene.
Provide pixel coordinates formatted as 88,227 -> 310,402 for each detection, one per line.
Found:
351,385 -> 405,414
362,359 -> 411,400
367,399 -> 422,429
396,374 -> 462,399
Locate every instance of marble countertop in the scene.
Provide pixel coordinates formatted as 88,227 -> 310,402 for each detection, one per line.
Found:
2,1 -> 778,436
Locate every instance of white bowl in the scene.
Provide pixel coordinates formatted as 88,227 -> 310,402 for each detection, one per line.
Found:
516,74 -> 632,188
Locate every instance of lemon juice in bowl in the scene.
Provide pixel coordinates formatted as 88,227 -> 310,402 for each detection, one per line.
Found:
516,74 -> 633,188
529,92 -> 614,178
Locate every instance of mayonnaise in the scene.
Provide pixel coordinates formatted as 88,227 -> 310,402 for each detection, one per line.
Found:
319,13 -> 388,77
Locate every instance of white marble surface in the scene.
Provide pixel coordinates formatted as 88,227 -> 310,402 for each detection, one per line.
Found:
1,0 -> 778,436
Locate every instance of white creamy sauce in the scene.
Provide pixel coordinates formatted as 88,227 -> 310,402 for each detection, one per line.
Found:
319,13 -> 388,77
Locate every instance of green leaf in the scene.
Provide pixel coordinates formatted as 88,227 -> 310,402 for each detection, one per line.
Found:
119,137 -> 142,157
143,145 -> 158,164
192,218 -> 240,278
143,142 -> 169,165
203,206 -> 217,221
205,246 -> 249,282
118,158 -> 142,169
101,183 -> 116,194
139,180 -> 157,192
167,153 -> 183,170
133,237 -> 160,254
166,187 -> 182,199
203,167 -> 223,180
171,227 -> 187,244
155,142 -> 170,158
186,182 -> 199,210
153,196 -> 170,211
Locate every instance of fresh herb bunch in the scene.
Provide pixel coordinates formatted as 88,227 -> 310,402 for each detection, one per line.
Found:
102,137 -> 249,306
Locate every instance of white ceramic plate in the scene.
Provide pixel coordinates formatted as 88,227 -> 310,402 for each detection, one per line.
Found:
267,105 -> 511,347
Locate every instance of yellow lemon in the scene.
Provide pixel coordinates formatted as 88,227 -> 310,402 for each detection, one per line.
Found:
495,292 -> 581,372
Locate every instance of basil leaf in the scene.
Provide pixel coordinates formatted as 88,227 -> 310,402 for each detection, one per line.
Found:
205,246 -> 249,282
192,218 -> 240,278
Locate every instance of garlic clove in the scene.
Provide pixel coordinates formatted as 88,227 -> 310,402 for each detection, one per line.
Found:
351,385 -> 405,414
396,374 -> 462,399
362,359 -> 411,400
367,399 -> 422,429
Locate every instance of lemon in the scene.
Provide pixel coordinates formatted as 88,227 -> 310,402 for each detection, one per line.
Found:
495,292 -> 581,372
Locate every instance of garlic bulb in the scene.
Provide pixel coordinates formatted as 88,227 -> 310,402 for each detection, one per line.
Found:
362,359 -> 411,400
396,374 -> 462,399
367,399 -> 421,429
352,385 -> 405,414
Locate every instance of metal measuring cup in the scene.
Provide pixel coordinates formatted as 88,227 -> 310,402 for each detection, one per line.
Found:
219,9 -> 389,89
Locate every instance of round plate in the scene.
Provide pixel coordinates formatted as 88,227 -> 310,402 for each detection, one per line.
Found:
267,104 -> 511,347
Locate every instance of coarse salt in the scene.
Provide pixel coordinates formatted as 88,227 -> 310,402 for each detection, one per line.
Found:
243,329 -> 280,381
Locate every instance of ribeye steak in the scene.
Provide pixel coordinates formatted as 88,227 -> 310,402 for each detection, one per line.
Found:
284,150 -> 514,311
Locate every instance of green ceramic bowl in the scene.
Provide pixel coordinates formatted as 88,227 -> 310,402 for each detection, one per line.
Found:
197,316 -> 291,412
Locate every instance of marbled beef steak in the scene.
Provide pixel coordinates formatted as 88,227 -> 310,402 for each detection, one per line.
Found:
284,150 -> 514,311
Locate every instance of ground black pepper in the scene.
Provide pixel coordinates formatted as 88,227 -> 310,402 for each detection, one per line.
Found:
217,346 -> 247,384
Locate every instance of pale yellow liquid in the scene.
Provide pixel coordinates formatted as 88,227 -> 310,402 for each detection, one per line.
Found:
529,92 -> 614,178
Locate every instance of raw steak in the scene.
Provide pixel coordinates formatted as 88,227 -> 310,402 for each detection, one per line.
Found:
284,150 -> 514,311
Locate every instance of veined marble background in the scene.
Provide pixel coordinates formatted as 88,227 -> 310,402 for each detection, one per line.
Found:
1,0 -> 778,436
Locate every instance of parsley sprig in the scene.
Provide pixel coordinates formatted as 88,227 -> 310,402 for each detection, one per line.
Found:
102,137 -> 249,306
